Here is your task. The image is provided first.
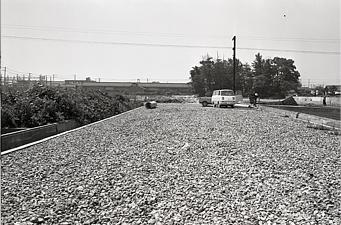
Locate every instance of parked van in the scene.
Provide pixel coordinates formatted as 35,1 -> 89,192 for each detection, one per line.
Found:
211,89 -> 242,108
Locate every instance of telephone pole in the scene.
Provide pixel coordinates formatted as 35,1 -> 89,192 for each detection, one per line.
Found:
28,73 -> 31,87
2,67 -> 7,85
232,36 -> 236,94
4,67 -> 7,85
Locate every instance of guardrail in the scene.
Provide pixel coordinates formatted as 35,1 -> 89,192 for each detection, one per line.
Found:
1,120 -> 79,151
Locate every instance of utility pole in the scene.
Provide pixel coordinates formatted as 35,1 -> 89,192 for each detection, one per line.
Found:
4,67 -> 7,85
232,36 -> 236,94
2,67 -> 7,85
28,73 -> 31,87
0,68 -> 2,86
308,79 -> 310,88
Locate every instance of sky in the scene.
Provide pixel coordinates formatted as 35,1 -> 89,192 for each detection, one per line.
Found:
1,0 -> 340,86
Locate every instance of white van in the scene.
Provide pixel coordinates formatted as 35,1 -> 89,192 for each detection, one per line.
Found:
211,89 -> 242,108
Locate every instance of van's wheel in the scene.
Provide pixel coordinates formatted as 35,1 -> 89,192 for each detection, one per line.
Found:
202,101 -> 208,107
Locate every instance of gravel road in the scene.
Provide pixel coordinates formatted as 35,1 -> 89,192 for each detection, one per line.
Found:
1,103 -> 340,225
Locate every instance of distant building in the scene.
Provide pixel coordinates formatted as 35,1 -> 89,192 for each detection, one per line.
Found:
75,81 -> 193,96
65,77 -> 96,85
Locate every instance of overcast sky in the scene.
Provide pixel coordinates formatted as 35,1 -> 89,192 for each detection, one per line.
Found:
1,0 -> 340,86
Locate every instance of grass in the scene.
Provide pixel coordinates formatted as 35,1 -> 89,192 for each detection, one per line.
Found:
267,105 -> 340,121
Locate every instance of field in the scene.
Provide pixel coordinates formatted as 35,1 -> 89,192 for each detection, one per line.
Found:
1,104 -> 340,224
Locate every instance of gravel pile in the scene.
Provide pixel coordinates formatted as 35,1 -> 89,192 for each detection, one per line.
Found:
2,103 -> 340,224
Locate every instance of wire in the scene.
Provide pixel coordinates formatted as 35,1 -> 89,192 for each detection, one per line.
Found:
4,24 -> 340,43
2,24 -> 227,39
2,35 -> 231,49
5,67 -> 28,74
2,34 -> 340,55
239,35 -> 340,43
238,47 -> 340,55
1,67 -> 53,77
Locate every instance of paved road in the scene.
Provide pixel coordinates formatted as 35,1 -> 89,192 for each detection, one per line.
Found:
1,104 -> 340,224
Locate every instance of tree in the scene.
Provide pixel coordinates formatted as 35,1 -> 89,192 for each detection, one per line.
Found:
190,56 -> 219,96
189,56 -> 246,96
190,66 -> 206,96
325,85 -> 338,96
251,54 -> 278,97
249,53 -> 301,98
252,53 -> 264,76
272,57 -> 301,97
190,53 -> 301,98
239,63 -> 253,96
262,59 -> 276,96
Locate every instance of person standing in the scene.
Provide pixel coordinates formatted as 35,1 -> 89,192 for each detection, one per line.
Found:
323,96 -> 327,106
254,93 -> 259,107
249,93 -> 254,106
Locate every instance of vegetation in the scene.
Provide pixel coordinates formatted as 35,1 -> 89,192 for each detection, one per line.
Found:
189,53 -> 301,98
1,85 -> 142,128
325,85 -> 340,96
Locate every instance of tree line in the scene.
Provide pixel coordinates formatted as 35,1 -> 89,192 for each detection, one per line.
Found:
189,53 -> 301,98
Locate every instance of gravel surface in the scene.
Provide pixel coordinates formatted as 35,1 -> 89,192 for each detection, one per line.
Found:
1,103 -> 340,225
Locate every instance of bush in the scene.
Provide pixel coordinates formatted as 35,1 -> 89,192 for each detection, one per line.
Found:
1,85 -> 142,128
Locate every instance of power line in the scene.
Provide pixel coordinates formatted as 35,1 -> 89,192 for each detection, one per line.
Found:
239,35 -> 340,43
238,47 -> 340,55
2,35 -> 340,55
2,24 -> 227,39
4,24 -> 340,43
2,35 -> 231,49
5,67 -> 28,74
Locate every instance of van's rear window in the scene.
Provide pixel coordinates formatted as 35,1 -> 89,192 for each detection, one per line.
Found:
220,91 -> 234,96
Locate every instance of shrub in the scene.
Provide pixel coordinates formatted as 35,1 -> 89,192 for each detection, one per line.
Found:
1,85 -> 142,128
